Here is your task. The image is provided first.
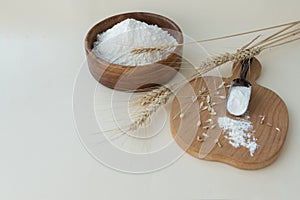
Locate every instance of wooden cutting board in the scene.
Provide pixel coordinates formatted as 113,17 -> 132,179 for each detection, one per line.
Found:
170,58 -> 289,170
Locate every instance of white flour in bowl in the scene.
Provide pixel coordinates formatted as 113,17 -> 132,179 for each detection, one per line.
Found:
92,18 -> 178,66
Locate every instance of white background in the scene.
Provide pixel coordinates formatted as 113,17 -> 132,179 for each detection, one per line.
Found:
1,0 -> 300,199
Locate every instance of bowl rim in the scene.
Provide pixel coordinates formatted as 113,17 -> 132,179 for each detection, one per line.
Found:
84,11 -> 184,68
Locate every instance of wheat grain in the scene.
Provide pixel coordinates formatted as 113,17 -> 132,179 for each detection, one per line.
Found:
197,120 -> 202,127
210,124 -> 216,129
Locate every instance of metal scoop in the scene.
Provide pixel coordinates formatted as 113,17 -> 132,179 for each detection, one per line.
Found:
226,58 -> 253,116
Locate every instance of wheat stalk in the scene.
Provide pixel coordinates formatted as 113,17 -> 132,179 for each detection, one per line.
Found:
131,20 -> 300,55
127,21 -> 300,131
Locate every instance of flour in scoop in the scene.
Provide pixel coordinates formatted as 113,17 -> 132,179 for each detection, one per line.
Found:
92,18 -> 178,66
227,86 -> 251,116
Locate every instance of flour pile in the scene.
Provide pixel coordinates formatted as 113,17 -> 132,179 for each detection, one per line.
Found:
218,116 -> 259,156
93,18 -> 178,66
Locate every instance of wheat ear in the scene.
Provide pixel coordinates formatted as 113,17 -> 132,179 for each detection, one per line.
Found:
129,86 -> 172,131
195,48 -> 261,74
131,46 -> 174,55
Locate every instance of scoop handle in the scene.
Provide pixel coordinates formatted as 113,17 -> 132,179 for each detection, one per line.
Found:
240,58 -> 253,80
232,57 -> 262,83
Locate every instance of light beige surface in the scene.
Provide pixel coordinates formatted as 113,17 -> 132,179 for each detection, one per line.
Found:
1,0 -> 300,199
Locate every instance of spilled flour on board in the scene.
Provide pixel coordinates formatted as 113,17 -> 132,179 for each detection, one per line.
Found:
218,116 -> 259,156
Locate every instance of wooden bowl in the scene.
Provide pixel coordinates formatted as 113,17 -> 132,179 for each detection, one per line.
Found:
85,12 -> 183,91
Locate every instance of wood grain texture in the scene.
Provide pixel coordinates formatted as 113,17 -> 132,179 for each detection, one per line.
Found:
170,58 -> 289,170
85,12 -> 183,92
